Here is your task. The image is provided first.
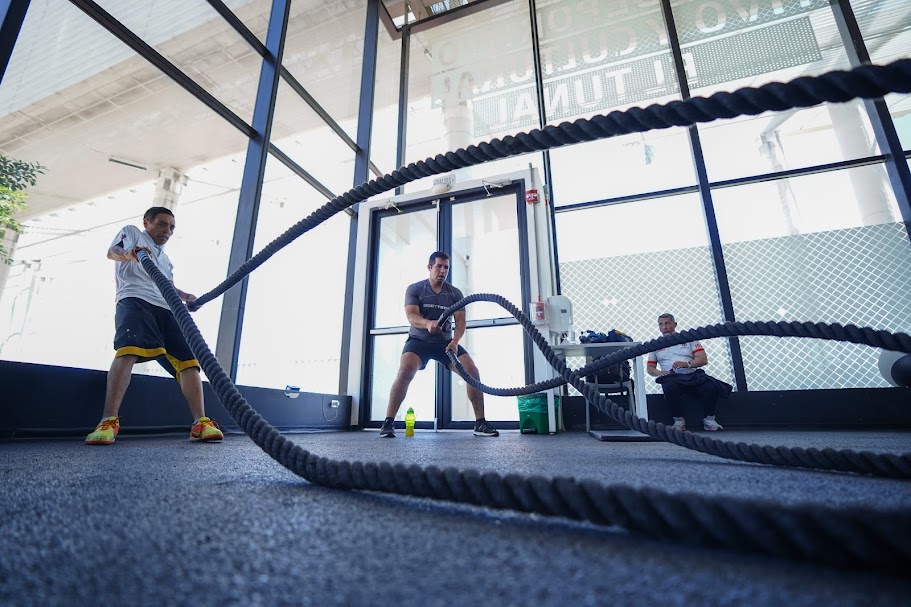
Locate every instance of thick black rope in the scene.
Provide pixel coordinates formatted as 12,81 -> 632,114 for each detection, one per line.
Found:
139,251 -> 911,576
149,61 -> 911,574
442,293 -> 911,479
189,59 -> 911,311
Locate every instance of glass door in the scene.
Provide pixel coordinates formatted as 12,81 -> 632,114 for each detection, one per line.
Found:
366,182 -> 530,429
368,206 -> 438,425
446,194 -> 527,424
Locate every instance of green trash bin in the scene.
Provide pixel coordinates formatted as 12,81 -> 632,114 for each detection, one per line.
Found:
517,393 -> 560,434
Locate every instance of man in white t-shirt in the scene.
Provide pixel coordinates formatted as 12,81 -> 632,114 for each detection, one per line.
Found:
646,313 -> 726,432
85,207 -> 224,445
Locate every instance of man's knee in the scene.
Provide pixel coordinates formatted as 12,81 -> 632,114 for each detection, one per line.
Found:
179,366 -> 201,380
396,354 -> 422,381
456,355 -> 480,379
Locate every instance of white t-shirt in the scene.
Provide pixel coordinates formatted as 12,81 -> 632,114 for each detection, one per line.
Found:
111,224 -> 174,309
647,340 -> 704,375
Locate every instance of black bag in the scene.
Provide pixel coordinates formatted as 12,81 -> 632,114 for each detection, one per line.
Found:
579,329 -> 633,385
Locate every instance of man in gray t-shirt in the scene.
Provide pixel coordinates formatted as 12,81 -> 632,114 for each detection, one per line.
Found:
380,252 -> 499,438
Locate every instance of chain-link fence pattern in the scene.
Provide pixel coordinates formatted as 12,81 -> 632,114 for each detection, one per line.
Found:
560,222 -> 911,391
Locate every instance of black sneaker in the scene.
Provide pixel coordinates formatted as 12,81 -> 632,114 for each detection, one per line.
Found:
473,420 -> 499,437
379,418 -> 395,438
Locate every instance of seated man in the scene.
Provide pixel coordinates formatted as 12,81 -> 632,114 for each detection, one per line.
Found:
646,313 -> 731,432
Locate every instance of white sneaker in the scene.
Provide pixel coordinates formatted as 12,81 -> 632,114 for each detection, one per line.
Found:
671,417 -> 686,432
703,416 -> 723,431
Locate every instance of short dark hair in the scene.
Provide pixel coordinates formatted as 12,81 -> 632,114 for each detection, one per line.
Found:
658,313 -> 675,322
143,206 -> 174,222
428,251 -> 450,266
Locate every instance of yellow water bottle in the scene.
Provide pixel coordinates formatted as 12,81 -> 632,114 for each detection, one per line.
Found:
405,407 -> 415,437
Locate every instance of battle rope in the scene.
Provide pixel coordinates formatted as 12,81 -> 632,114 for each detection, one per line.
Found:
139,251 -> 911,576
442,293 -> 911,478
188,59 -> 911,312
142,60 -> 911,574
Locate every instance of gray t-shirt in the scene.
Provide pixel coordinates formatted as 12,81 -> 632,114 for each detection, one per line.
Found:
405,279 -> 464,342
111,224 -> 173,309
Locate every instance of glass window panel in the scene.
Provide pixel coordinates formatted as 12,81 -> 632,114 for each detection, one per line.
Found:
236,157 -> 349,393
538,0 -> 691,204
0,1 -> 245,375
94,0 -> 261,123
369,333 -> 435,422
450,325 -> 524,422
371,17 -> 402,176
550,129 -> 695,205
713,165 -> 902,242
450,194 -> 522,321
225,0 -> 270,43
556,194 -> 733,394
373,208 -> 438,329
404,1 -> 539,185
698,101 -> 880,183
282,0 -> 367,140
712,165 -> 911,390
271,79 -> 356,194
668,1 -> 880,182
850,0 -> 911,150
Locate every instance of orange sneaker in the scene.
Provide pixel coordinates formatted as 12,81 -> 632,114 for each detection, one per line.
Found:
190,416 -> 224,442
85,416 -> 120,445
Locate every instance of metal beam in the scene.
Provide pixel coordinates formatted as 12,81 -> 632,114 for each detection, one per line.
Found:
527,0 -> 560,293
395,22 -> 411,195
660,0 -> 747,391
341,0 -> 380,396
267,144 -> 337,202
0,0 -> 30,87
205,0 -> 268,57
68,0 -> 253,138
214,0 -> 290,380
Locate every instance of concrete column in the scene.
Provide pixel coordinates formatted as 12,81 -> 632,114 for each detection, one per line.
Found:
152,166 -> 187,211
441,101 -> 474,182
828,102 -> 894,226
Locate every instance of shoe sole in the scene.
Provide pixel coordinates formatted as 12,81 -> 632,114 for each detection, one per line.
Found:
473,431 -> 499,437
85,439 -> 114,445
379,432 -> 395,438
190,435 -> 224,442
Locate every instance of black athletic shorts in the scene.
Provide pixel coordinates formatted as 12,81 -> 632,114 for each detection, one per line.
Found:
113,297 -> 199,377
402,337 -> 468,370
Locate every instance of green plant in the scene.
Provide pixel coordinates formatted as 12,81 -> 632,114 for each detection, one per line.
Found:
0,155 -> 45,264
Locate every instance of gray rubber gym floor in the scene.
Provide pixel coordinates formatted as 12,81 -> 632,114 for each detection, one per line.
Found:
2,428 -> 909,606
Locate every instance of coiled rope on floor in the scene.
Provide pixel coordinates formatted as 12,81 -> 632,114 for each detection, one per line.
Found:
442,293 -> 911,478
188,59 -> 911,312
139,250 -> 911,576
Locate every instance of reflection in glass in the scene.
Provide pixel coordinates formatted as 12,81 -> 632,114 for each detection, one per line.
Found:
849,0 -> 911,149
673,1 -> 878,182
281,0 -> 367,140
405,1 -> 538,185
